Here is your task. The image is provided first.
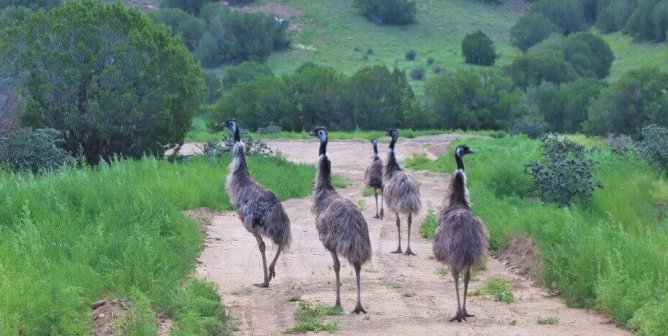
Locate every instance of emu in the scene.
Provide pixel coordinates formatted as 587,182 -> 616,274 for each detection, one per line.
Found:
433,145 -> 489,322
364,139 -> 384,219
311,127 -> 372,314
224,119 -> 291,288
383,129 -> 422,255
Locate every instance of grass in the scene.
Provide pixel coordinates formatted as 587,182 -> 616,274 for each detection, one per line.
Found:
286,301 -> 342,334
0,154 -> 315,334
601,32 -> 668,82
471,278 -> 515,303
419,204 -> 438,239
405,135 -> 668,333
536,316 -> 560,325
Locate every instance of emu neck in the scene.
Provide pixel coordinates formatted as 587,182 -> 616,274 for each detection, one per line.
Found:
230,142 -> 250,179
448,169 -> 470,209
314,155 -> 336,213
455,154 -> 465,171
385,149 -> 402,179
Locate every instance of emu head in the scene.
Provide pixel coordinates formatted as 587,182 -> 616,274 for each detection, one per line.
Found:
385,129 -> 398,149
221,118 -> 241,142
370,138 -> 378,155
455,145 -> 474,171
310,127 -> 328,156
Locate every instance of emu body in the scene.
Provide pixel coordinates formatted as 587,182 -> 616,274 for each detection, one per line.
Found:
224,120 -> 291,288
383,130 -> 422,255
433,145 -> 488,322
312,127 -> 372,314
364,139 -> 384,219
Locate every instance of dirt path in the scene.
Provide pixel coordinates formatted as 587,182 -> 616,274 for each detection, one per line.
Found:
195,135 -> 629,336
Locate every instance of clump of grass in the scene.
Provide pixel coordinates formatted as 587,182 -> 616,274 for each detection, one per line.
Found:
420,204 -> 438,239
332,174 -> 349,188
287,295 -> 302,302
362,186 -> 375,197
436,265 -> 450,277
286,301 -> 341,334
537,316 -> 559,325
471,278 -> 514,303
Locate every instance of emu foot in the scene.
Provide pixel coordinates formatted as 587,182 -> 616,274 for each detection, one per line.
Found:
390,248 -> 403,254
373,214 -> 381,219
253,282 -> 269,288
404,247 -> 416,256
463,309 -> 474,317
352,303 -> 367,314
269,266 -> 276,280
380,209 -> 384,219
449,310 -> 467,322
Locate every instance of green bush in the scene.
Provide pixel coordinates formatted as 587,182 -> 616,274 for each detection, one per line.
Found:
505,49 -> 579,89
625,0 -> 668,42
510,13 -> 559,52
596,0 -> 635,33
203,71 -> 222,103
0,5 -> 33,28
149,8 -> 206,50
525,135 -> 602,206
586,67 -> 668,137
0,0 -> 58,10
405,49 -> 417,60
0,128 -> 74,173
160,0 -> 214,15
461,30 -> 497,66
636,124 -> 668,172
510,115 -> 547,139
561,32 -> 614,79
409,67 -> 425,80
0,0 -> 204,165
353,0 -> 416,25
221,61 -> 274,88
425,68 -> 525,130
531,0 -> 587,35
606,133 -> 634,155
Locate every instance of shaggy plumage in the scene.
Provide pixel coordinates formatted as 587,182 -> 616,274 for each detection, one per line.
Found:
383,129 -> 422,255
364,139 -> 384,218
433,145 -> 488,322
311,127 -> 371,314
224,119 -> 291,288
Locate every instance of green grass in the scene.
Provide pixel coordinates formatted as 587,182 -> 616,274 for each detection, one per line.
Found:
419,204 -> 438,239
286,301 -> 341,334
405,135 -> 668,333
536,316 -> 560,325
471,278 -> 515,303
601,32 -> 668,82
0,154 -> 315,334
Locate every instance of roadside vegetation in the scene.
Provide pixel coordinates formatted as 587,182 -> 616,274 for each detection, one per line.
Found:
408,134 -> 668,333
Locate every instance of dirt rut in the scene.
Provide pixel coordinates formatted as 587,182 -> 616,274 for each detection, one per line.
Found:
195,135 -> 629,335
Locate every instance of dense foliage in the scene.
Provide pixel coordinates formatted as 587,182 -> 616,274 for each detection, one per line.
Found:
221,61 -> 274,88
0,5 -> 33,27
353,0 -> 416,25
0,0 -> 204,165
510,13 -> 559,52
0,0 -> 58,10
531,0 -> 587,35
424,68 -> 525,130
636,124 -> 668,172
149,8 -> 206,50
160,0 -> 213,15
195,4 -> 289,67
586,67 -> 668,137
461,30 -> 497,66
526,135 -> 602,206
505,49 -> 579,89
0,128 -> 74,173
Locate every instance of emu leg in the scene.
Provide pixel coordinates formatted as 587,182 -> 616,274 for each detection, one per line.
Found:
462,266 -> 474,317
352,263 -> 367,314
380,188 -> 384,219
331,251 -> 342,308
373,189 -> 380,219
253,233 -> 269,288
449,271 -> 466,322
268,245 -> 284,282
391,212 -> 402,253
404,212 -> 416,256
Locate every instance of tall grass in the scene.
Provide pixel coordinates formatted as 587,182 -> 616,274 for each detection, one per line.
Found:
406,135 -> 668,333
0,155 -> 315,334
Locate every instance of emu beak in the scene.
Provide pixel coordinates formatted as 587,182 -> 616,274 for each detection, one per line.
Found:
469,150 -> 475,154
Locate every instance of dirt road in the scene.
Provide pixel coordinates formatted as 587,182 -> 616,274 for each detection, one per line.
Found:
194,135 -> 629,335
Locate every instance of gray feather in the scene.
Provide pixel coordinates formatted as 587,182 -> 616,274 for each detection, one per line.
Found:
365,157 -> 384,189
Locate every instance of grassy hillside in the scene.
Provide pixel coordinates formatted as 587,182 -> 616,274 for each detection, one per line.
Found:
602,32 -> 668,82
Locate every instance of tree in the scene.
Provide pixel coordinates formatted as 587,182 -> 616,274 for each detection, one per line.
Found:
0,0 -> 59,10
160,0 -> 214,15
0,0 -> 205,165
425,68 -> 526,130
505,49 -> 580,89
586,67 -> 668,137
560,32 -> 614,78
461,30 -> 497,66
353,0 -> 416,25
510,13 -> 559,52
221,61 -> 274,88
531,0 -> 587,35
149,8 -> 206,50
0,5 -> 33,28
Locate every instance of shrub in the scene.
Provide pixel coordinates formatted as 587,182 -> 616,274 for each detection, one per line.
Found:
525,135 -> 602,206
0,0 -> 204,165
221,61 -> 274,88
367,47 -> 374,55
405,49 -> 417,61
636,124 -> 668,172
510,115 -> 547,139
561,32 -> 614,79
160,0 -> 214,15
426,57 -> 434,65
461,30 -> 496,66
0,81 -> 19,136
226,0 -> 255,4
419,205 -> 437,239
409,67 -> 425,80
353,0 -> 416,25
0,5 -> 33,28
203,71 -> 222,103
510,13 -> 559,52
531,0 -> 587,35
606,133 -> 634,155
505,49 -> 579,89
586,68 -> 668,137
625,0 -> 668,42
0,0 -> 59,10
148,8 -> 206,50
0,128 -> 74,173
596,0 -> 635,33
433,65 -> 443,73
425,68 -> 525,130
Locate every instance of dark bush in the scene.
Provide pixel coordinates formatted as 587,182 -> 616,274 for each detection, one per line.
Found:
203,72 -> 222,103
425,68 -> 525,130
0,80 -> 19,136
426,57 -> 434,65
367,47 -> 374,55
0,128 -> 74,173
149,8 -> 206,50
0,0 -> 59,10
636,124 -> 668,171
199,129 -> 271,161
561,32 -> 614,79
433,65 -> 443,73
510,115 -> 548,139
586,67 -> 668,137
461,30 -> 497,66
525,135 -> 602,206
0,5 -> 33,27
505,49 -> 579,89
409,67 -> 425,80
625,0 -> 668,42
353,0 -> 416,25
510,13 -> 559,52
606,133 -> 634,155
1,0 -> 204,165
160,0 -> 214,15
221,61 -> 274,88
596,0 -> 635,33
405,49 -> 417,61
226,0 -> 255,5
531,0 -> 587,35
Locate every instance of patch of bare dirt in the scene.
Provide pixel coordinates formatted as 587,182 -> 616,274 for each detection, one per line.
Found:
494,235 -> 543,283
194,135 -> 630,335
185,207 -> 219,227
91,299 -> 129,336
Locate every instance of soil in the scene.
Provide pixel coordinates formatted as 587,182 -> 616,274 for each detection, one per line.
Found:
194,135 -> 630,335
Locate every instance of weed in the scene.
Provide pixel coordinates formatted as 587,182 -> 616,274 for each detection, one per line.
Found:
286,301 -> 340,334
362,186 -> 375,197
537,316 -> 560,325
420,204 -> 438,239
